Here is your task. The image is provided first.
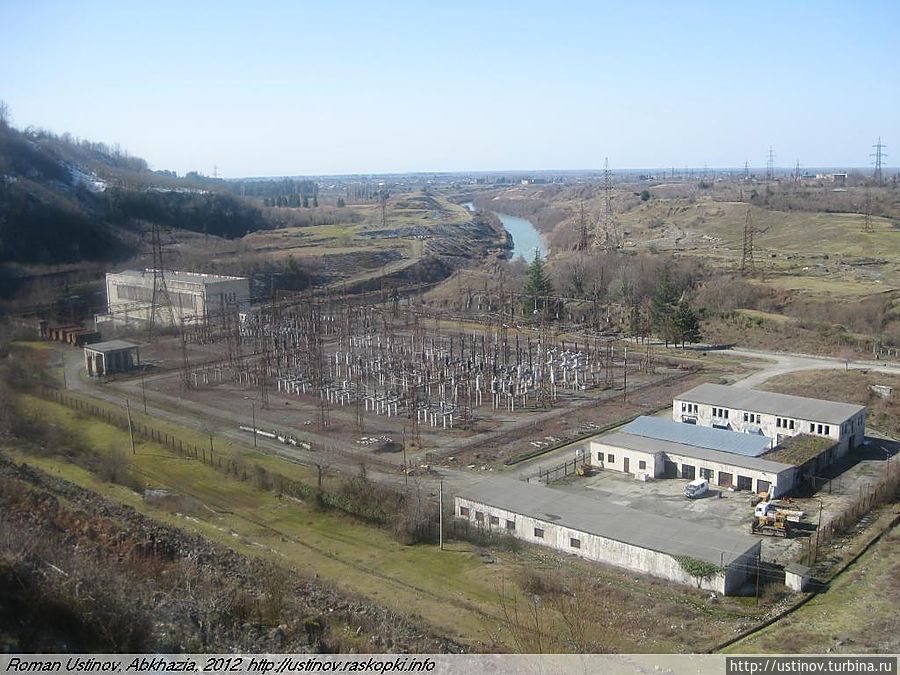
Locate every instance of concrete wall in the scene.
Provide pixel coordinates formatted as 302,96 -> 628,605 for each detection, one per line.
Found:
455,496 -> 758,595
672,398 -> 867,456
588,440 -> 662,477
83,347 -> 139,377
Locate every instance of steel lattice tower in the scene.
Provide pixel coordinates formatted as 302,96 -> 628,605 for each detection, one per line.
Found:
871,137 -> 887,184
741,207 -> 755,275
148,222 -> 176,338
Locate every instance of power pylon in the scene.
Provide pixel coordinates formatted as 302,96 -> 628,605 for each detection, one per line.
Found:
871,137 -> 887,184
594,158 -> 618,250
148,221 -> 176,338
744,160 -> 750,180
766,147 -> 775,182
741,207 -> 755,275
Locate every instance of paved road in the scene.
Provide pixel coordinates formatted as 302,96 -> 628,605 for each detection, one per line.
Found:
722,347 -> 900,389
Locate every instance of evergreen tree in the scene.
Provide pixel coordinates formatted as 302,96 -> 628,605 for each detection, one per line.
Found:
651,267 -> 679,344
336,197 -> 346,208
674,299 -> 701,346
522,253 -> 553,315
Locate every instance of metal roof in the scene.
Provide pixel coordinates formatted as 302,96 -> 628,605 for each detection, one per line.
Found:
457,477 -> 760,567
675,383 -> 865,425
84,339 -> 140,353
594,431 -> 794,472
622,416 -> 774,457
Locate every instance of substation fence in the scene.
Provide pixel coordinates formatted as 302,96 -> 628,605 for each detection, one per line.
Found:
528,452 -> 589,484
804,453 -> 900,566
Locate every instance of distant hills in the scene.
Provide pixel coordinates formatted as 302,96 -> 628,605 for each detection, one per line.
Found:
0,121 -> 270,295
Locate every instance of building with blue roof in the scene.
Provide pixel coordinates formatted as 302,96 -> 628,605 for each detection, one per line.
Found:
589,415 -> 802,497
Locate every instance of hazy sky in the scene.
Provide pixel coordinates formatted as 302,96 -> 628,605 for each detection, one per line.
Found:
1,0 -> 897,177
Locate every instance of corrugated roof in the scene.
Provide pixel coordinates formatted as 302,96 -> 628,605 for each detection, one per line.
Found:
458,477 -> 759,567
622,416 -> 774,457
594,430 -> 794,472
84,339 -> 140,353
676,383 -> 865,425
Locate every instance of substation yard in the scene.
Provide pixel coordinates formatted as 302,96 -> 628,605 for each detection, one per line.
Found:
129,302 -> 685,476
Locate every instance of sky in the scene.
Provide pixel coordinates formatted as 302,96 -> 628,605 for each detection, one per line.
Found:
1,0 -> 898,177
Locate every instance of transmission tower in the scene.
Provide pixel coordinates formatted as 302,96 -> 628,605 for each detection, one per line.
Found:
740,207 -> 755,275
594,158 -> 618,249
766,146 -> 775,182
794,160 -> 801,181
871,137 -> 887,184
148,221 -> 176,338
744,160 -> 750,180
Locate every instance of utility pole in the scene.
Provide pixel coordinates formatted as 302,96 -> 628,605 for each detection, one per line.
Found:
741,207 -> 756,275
622,346 -> 627,402
125,399 -> 136,455
439,480 -> 444,551
251,400 -> 257,449
864,188 -> 872,232
871,137 -> 886,184
140,368 -> 147,414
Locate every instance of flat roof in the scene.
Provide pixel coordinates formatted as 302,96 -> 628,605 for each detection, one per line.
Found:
84,339 -> 140,353
676,383 -> 865,425
457,477 -> 759,567
594,430 -> 794,473
110,269 -> 247,284
623,416 -> 774,457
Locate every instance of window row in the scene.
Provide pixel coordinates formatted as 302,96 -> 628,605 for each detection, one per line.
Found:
743,412 -> 761,423
459,507 -> 515,530
596,452 -> 646,470
776,417 -> 795,430
680,402 -> 699,413
712,407 -> 729,419
809,423 -> 830,435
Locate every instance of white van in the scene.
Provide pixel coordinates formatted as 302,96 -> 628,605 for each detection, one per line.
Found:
683,478 -> 709,499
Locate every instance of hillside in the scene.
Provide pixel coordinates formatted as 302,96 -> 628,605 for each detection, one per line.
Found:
0,122 -> 270,296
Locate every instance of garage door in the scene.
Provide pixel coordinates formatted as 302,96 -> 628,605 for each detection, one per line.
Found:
718,471 -> 733,488
757,479 -> 771,496
663,460 -> 678,478
737,475 -> 753,491
681,464 -> 696,480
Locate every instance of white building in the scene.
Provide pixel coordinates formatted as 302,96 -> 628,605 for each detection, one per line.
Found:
673,384 -> 866,456
589,416 -> 796,497
456,477 -> 760,595
97,269 -> 250,327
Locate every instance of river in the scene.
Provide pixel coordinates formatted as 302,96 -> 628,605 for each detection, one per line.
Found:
462,202 -> 546,262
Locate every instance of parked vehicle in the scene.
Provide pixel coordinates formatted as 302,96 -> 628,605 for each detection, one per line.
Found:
683,478 -> 709,499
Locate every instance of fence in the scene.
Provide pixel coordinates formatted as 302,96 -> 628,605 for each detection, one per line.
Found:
805,453 -> 900,566
528,452 -> 589,484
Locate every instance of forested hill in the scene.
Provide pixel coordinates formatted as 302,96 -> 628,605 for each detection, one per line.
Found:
0,121 -> 271,272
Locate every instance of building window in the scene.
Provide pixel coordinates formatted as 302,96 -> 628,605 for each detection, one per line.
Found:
681,402 -> 686,412
534,527 -> 544,539
824,425 -> 829,435
700,467 -> 713,480
639,460 -> 647,470
489,515 -> 499,526
597,452 -> 603,462
607,453 -> 615,463
743,412 -> 749,422
776,418 -> 781,428
817,424 -> 823,434
460,507 -> 469,517
475,511 -> 484,523
724,409 -> 729,419
810,423 -> 815,432
570,537 -> 581,549
506,519 -> 515,531
789,420 -> 795,430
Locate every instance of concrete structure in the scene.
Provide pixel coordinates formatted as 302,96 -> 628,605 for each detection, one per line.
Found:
83,340 -> 140,377
455,477 -> 761,595
589,416 -> 795,497
784,562 -> 811,592
97,269 -> 250,327
673,384 -> 866,456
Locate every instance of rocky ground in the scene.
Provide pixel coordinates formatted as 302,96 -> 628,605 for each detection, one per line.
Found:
0,454 -> 464,654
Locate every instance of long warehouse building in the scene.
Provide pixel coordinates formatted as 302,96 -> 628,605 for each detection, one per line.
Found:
456,477 -> 761,595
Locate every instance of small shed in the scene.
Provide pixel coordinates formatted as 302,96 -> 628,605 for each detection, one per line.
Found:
83,340 -> 140,377
785,562 -> 811,592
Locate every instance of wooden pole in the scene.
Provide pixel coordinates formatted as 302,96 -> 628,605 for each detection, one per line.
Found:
439,480 -> 444,551
126,399 -> 136,455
